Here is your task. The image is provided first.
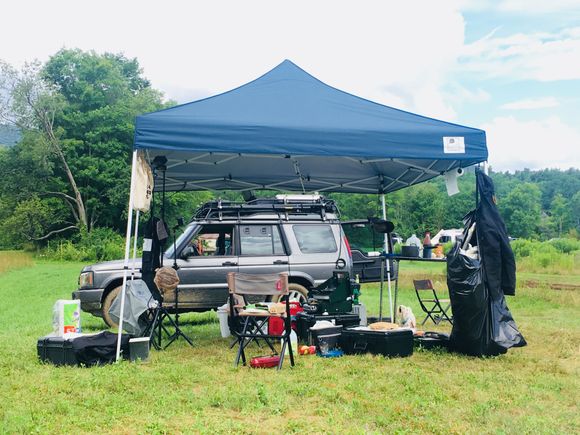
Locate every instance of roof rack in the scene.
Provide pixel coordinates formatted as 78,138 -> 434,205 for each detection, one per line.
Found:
192,196 -> 340,222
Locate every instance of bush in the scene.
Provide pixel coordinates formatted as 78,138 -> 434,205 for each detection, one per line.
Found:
510,238 -> 579,274
548,238 -> 580,254
42,228 -> 125,262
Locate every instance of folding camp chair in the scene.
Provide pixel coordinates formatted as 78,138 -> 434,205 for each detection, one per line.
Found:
413,279 -> 453,326
228,272 -> 294,370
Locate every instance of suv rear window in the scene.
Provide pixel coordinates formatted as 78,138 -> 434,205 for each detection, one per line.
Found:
240,225 -> 286,256
293,225 -> 337,253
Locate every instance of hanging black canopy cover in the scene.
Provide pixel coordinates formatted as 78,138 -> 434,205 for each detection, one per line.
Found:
447,171 -> 526,356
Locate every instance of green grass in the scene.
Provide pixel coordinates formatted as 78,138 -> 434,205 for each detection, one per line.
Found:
0,261 -> 579,434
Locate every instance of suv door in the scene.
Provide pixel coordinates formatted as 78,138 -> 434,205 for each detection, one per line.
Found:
237,224 -> 290,275
175,223 -> 238,309
341,220 -> 397,283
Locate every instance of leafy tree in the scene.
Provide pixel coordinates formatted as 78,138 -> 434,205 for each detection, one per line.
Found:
500,183 -> 542,238
0,50 -> 165,246
550,194 -> 571,237
42,49 -> 165,231
570,191 -> 580,232
0,60 -> 87,234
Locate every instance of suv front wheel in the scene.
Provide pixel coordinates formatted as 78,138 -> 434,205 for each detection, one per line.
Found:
101,285 -> 121,328
271,282 -> 309,304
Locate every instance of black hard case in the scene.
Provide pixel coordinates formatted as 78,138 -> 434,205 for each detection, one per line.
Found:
340,328 -> 414,357
296,312 -> 360,344
37,336 -> 78,366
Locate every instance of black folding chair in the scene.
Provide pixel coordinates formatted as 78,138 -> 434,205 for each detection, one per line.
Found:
228,272 -> 294,370
413,279 -> 453,326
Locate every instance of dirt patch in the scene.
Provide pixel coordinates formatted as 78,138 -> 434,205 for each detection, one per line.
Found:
522,280 -> 580,291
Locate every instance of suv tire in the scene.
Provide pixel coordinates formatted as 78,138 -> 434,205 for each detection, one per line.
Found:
102,285 -> 121,328
271,282 -> 309,304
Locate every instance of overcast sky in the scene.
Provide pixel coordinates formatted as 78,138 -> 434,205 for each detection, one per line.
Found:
1,0 -> 579,171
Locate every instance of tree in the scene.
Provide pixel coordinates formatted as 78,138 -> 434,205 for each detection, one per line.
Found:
0,49 -> 165,246
41,49 -> 165,231
0,60 -> 87,235
550,194 -> 571,237
500,183 -> 542,238
570,191 -> 580,233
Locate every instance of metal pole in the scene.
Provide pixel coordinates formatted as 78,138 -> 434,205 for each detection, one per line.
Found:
381,194 -> 394,322
130,210 -> 140,281
116,150 -> 138,362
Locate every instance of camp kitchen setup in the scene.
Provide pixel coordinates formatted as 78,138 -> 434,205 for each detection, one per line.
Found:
37,61 -> 526,368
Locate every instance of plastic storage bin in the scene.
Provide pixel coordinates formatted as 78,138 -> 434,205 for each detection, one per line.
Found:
296,312 -> 360,344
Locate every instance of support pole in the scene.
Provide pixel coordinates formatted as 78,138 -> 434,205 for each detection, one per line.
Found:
116,150 -> 138,362
381,194 -> 394,322
130,210 -> 140,281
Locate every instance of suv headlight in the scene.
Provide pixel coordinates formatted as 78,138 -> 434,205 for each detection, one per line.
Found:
78,271 -> 94,288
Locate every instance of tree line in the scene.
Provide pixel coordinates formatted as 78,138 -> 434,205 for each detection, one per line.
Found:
0,49 -> 578,250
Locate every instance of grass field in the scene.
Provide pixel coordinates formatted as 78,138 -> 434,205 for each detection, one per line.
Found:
0,258 -> 578,434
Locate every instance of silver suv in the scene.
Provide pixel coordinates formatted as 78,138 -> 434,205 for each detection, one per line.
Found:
74,195 -> 394,326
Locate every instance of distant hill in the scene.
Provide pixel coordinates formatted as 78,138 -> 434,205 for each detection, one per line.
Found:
0,124 -> 21,146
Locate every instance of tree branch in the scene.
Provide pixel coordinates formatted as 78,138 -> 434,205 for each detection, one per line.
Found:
28,225 -> 78,241
40,191 -> 77,203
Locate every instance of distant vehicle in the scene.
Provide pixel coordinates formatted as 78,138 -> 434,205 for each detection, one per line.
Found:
74,195 -> 396,326
431,229 -> 463,246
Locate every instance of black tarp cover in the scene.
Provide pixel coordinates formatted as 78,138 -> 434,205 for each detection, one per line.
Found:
447,171 -> 526,356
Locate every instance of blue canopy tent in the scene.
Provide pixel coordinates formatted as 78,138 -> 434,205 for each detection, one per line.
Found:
134,60 -> 487,194
115,61 -> 489,358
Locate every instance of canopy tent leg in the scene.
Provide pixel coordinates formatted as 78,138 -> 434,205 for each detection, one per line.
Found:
116,151 -> 138,362
381,194 -> 394,322
131,210 -> 140,280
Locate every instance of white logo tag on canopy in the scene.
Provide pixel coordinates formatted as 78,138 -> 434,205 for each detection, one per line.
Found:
443,137 -> 465,154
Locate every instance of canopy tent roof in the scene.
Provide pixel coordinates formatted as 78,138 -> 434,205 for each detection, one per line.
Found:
134,60 -> 487,194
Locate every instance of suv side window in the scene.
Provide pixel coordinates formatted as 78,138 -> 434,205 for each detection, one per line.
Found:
186,224 -> 235,256
240,225 -> 286,256
293,224 -> 337,253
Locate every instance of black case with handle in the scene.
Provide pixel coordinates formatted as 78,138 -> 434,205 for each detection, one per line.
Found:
340,327 -> 413,357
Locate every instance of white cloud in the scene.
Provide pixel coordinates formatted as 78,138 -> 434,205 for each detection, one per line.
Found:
0,0 -> 469,120
461,27 -> 580,81
500,97 -> 560,110
482,115 -> 580,171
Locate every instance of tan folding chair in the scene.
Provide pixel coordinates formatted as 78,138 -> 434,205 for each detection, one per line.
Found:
227,272 -> 294,370
413,279 -> 453,326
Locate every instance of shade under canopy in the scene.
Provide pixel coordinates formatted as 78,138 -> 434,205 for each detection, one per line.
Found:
134,60 -> 487,193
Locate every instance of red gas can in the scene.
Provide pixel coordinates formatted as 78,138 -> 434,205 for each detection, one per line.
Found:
250,355 -> 280,368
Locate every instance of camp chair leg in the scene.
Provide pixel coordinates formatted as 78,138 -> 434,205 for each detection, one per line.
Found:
278,339 -> 287,370
234,317 -> 251,367
441,304 -> 453,324
287,338 -> 295,367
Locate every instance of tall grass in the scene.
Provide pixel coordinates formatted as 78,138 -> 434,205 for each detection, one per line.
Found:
41,227 -> 125,262
511,238 -> 580,274
0,250 -> 34,273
